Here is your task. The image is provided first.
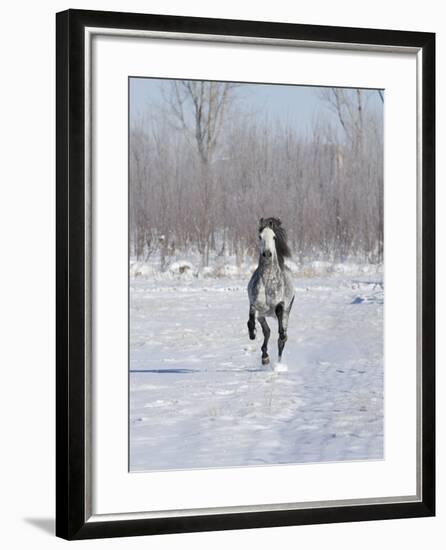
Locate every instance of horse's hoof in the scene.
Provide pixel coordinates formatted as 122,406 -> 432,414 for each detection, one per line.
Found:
262,356 -> 270,365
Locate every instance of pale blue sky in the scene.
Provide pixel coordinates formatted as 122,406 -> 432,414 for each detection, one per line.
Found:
130,77 -> 383,134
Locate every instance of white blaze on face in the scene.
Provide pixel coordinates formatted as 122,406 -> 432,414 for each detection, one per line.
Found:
259,226 -> 276,257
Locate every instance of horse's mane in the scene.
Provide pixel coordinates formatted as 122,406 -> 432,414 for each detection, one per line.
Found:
259,217 -> 291,268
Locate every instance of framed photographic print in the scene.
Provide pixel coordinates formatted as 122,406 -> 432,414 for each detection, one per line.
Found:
56,9 -> 435,540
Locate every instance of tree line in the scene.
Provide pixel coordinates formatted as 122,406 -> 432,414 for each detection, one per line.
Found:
130,82 -> 383,267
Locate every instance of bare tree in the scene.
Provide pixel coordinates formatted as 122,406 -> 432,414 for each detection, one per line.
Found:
162,81 -> 237,265
318,88 -> 366,151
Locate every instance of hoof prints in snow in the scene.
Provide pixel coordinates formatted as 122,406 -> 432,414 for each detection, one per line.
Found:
130,275 -> 383,471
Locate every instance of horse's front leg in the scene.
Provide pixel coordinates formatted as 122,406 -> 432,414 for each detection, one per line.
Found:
258,316 -> 271,365
247,305 -> 256,340
275,302 -> 288,361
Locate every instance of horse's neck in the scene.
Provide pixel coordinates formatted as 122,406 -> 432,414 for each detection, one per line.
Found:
259,255 -> 282,281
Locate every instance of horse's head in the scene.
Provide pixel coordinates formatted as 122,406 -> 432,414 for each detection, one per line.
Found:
258,217 -> 291,267
258,225 -> 276,261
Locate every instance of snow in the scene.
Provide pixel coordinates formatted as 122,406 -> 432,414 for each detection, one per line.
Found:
129,253 -> 381,282
273,363 -> 289,372
129,266 -> 383,472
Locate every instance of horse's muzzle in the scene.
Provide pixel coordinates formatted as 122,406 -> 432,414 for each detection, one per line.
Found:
262,251 -> 272,258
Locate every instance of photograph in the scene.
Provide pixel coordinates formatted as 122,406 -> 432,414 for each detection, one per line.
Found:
128,77 -> 385,472
52,5 -> 435,541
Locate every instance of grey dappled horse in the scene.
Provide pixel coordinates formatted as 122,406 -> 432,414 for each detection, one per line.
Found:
247,217 -> 295,365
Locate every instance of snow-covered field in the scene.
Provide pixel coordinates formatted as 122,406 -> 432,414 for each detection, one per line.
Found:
130,262 -> 383,472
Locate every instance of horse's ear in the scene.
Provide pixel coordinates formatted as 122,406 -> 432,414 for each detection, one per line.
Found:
276,217 -> 282,226
259,217 -> 264,227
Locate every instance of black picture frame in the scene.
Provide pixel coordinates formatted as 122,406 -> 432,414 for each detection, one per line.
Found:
56,8 -> 435,540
